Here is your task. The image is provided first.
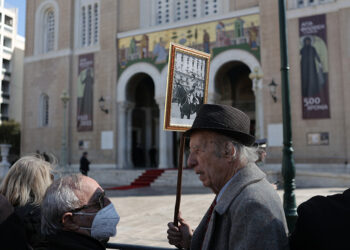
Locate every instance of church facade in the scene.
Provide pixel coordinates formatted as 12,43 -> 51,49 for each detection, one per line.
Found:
21,0 -> 350,171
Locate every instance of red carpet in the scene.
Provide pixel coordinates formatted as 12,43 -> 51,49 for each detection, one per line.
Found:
106,169 -> 165,190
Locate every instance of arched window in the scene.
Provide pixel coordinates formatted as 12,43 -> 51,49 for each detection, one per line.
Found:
34,1 -> 59,55
44,9 -> 55,52
78,1 -> 99,48
40,94 -> 49,127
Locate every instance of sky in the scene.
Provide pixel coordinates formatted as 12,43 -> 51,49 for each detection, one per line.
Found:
5,0 -> 26,37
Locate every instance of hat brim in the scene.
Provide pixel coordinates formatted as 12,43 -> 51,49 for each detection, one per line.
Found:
184,127 -> 255,146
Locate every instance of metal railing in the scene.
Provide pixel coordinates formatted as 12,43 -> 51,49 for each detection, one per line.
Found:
106,243 -> 176,250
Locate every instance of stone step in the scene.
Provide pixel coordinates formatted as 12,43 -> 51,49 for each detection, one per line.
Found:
132,169 -> 165,186
151,169 -> 202,187
88,169 -> 145,186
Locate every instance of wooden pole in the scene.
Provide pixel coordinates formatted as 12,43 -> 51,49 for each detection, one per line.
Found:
173,132 -> 185,226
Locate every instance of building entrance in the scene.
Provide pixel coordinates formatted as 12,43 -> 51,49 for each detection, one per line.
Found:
215,61 -> 256,136
127,73 -> 159,168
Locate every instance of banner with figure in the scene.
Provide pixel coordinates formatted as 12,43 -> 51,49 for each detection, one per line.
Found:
299,14 -> 330,119
77,54 -> 94,131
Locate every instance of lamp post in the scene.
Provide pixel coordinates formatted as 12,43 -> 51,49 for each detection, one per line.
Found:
60,90 -> 70,171
249,67 -> 264,139
278,0 -> 297,232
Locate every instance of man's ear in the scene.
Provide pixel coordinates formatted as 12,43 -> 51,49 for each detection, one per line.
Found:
61,212 -> 79,231
224,142 -> 236,160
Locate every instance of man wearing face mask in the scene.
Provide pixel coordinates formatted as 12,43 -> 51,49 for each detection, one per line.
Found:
41,174 -> 120,250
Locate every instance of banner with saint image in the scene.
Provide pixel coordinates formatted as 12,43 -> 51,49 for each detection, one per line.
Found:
77,54 -> 94,131
299,14 -> 330,119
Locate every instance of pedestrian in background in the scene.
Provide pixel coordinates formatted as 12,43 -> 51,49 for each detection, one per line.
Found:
80,152 -> 90,176
167,104 -> 288,250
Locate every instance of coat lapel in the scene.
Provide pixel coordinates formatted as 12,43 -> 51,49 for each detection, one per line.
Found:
191,205 -> 213,249
215,163 -> 266,216
192,163 -> 266,250
201,210 -> 217,250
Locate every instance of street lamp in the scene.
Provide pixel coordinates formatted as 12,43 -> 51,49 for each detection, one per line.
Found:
60,90 -> 70,171
98,96 -> 109,114
278,0 -> 297,232
249,67 -> 264,139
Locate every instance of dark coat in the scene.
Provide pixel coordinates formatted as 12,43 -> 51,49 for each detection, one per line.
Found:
47,230 -> 105,250
191,163 -> 289,250
289,188 -> 350,250
80,156 -> 90,175
15,203 -> 48,249
0,212 -> 29,250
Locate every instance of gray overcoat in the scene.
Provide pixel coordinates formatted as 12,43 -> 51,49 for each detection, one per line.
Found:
191,163 -> 289,250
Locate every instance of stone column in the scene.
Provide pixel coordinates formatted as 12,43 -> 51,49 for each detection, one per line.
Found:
145,107 -> 152,166
250,67 -> 264,140
0,144 -> 11,178
126,102 -> 135,167
254,79 -> 264,139
117,101 -> 133,169
156,97 -> 173,169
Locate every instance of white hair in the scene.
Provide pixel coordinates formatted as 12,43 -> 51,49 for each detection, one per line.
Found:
0,155 -> 54,207
41,174 -> 84,236
233,142 -> 259,164
212,133 -> 259,164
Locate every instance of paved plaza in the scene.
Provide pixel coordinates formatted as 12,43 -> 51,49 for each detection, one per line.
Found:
105,186 -> 348,248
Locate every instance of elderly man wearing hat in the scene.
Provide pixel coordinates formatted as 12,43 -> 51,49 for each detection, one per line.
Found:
167,104 -> 288,250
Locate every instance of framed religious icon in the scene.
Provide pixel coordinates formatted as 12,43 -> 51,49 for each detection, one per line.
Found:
164,42 -> 210,131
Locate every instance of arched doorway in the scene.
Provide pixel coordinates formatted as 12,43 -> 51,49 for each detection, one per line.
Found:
126,73 -> 159,168
215,61 -> 256,136
116,62 -> 174,169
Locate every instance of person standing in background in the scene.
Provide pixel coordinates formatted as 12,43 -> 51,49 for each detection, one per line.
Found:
80,152 -> 90,176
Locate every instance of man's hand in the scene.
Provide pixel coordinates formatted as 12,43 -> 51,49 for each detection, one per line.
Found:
167,213 -> 193,249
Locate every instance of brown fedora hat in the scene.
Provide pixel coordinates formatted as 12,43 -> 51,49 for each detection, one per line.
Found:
184,104 -> 255,146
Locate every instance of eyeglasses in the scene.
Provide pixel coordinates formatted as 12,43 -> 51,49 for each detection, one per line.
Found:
70,191 -> 105,214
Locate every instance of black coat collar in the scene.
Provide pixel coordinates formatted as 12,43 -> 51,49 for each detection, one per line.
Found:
48,230 -> 105,250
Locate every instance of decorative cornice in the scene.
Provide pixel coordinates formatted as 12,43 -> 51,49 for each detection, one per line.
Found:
24,49 -> 72,63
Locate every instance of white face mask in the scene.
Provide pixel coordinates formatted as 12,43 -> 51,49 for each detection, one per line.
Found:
78,203 -> 120,241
